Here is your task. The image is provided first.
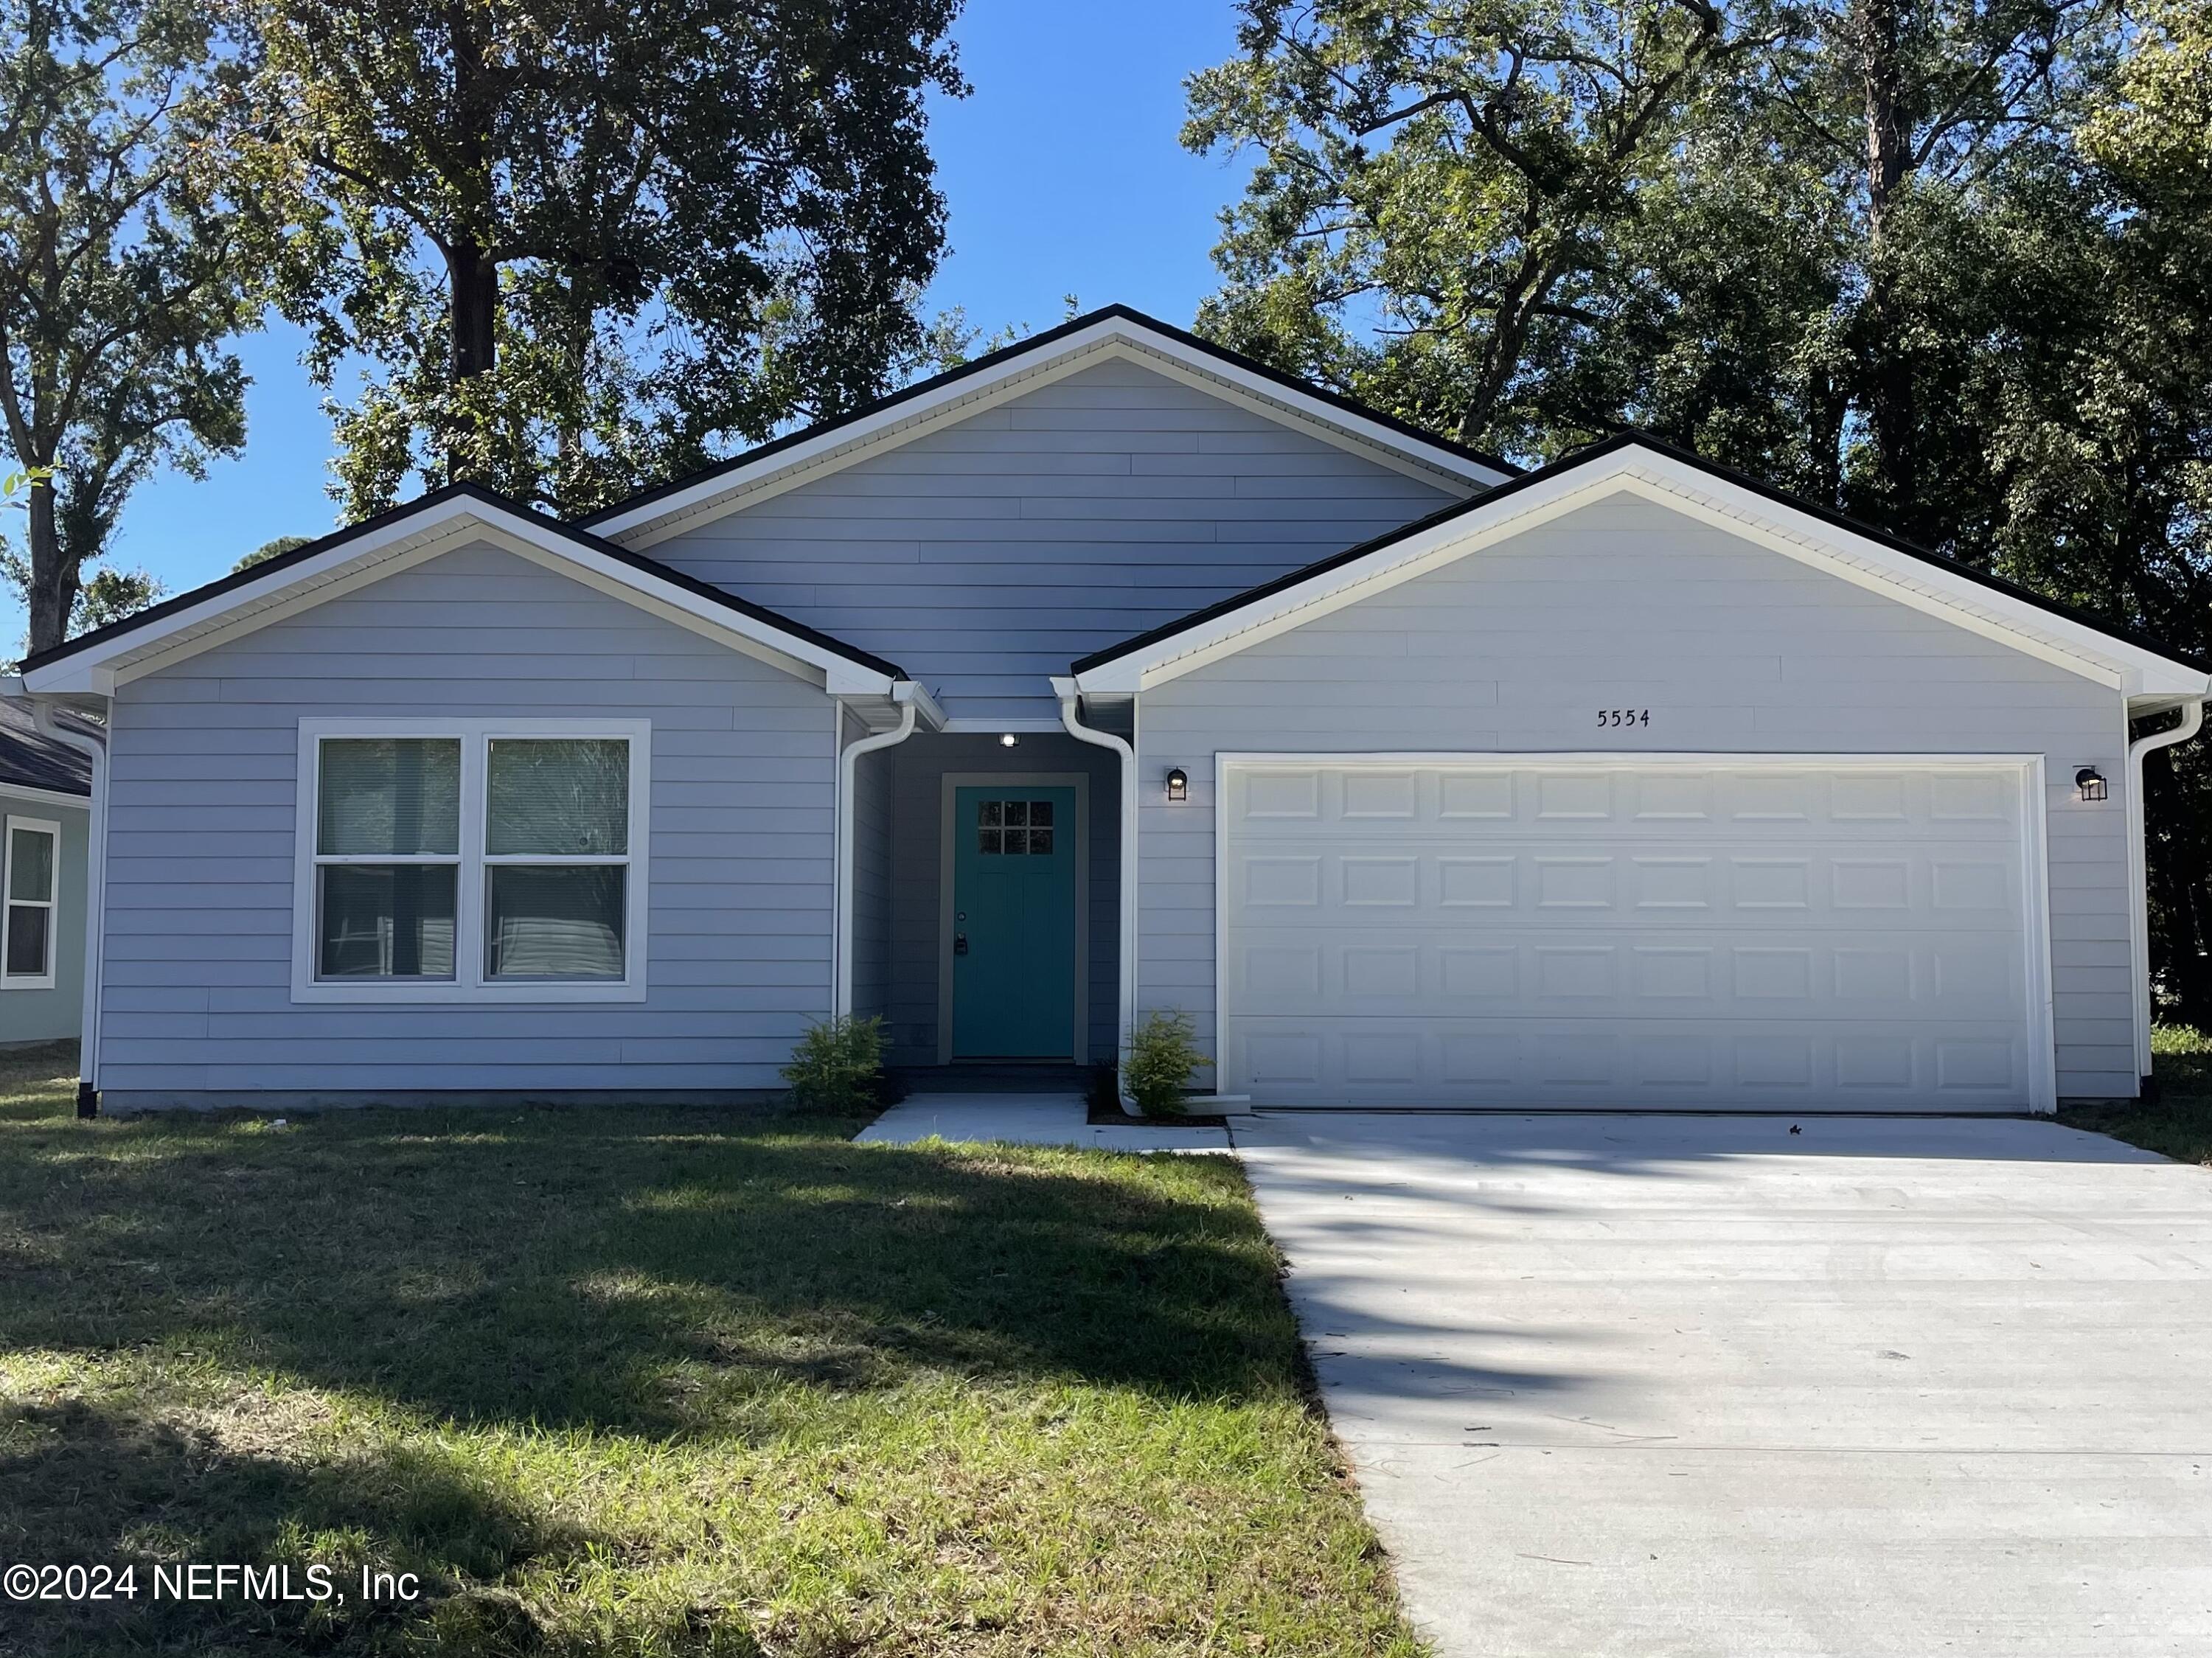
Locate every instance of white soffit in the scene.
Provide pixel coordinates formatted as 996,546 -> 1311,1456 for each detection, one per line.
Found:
20,495 -> 900,697
1072,446 -> 2210,699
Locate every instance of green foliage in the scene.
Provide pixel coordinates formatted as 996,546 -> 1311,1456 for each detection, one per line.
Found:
233,532 -> 313,572
0,0 -> 254,653
780,1013 -> 887,1112
1188,0 -> 2212,1027
229,0 -> 966,518
1124,1010 -> 1212,1117
0,545 -> 164,644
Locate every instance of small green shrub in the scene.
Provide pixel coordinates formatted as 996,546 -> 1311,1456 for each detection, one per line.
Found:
782,1014 -> 886,1111
1123,1009 -> 1211,1116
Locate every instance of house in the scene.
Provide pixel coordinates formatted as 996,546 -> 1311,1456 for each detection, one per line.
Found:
15,307 -> 2208,1115
0,699 -> 91,1047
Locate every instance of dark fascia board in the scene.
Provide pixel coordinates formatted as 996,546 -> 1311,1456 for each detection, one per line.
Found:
21,479 -> 908,680
572,303 -> 1519,532
1072,428 -> 2212,678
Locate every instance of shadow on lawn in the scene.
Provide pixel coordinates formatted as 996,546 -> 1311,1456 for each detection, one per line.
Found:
0,1101 -> 1293,1441
0,1396 -> 588,1655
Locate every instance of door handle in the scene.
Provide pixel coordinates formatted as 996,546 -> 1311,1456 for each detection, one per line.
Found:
953,932 -> 969,957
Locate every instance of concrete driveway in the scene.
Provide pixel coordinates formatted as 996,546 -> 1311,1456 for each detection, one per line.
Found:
1234,1112 -> 2212,1657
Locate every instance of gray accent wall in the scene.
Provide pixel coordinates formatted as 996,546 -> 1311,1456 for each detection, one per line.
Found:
847,708 -> 894,1025
647,358 -> 1463,723
1135,494 -> 2138,1100
879,731 -> 1119,1069
0,794 -> 87,1047
98,542 -> 840,1103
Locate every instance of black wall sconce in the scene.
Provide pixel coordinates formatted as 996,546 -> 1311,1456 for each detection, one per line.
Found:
2076,766 -> 2108,802
1165,767 -> 1189,803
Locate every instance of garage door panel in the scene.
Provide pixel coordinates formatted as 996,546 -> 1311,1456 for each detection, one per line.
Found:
1227,930 -> 2023,1021
1226,1016 -> 2030,1107
1231,843 -> 2022,930
1221,759 -> 2039,1111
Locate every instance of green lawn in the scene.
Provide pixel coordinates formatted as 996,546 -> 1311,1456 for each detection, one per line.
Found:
2058,1025 -> 2212,1167
0,1048 -> 1422,1657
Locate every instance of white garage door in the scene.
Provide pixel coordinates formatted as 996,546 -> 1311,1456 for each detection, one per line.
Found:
1220,758 -> 2048,1111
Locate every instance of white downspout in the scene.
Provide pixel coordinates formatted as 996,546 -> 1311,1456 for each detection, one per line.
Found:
2127,692 -> 2207,1081
833,687 -> 919,1020
1052,677 -> 1140,1115
12,689 -> 106,1117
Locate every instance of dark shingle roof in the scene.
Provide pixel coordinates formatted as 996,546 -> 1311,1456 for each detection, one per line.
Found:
0,700 -> 92,796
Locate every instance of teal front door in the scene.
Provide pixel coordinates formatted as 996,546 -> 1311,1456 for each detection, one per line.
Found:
951,785 -> 1077,1059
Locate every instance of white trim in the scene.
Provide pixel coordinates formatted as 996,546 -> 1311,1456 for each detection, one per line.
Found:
0,784 -> 91,812
1073,450 -> 2210,699
1210,751 -> 2060,1114
2125,699 -> 2205,1077
590,320 -> 1509,548
0,814 -> 62,991
291,717 -> 651,1005
19,496 -> 900,698
934,770 -> 1090,1065
940,717 -> 1070,735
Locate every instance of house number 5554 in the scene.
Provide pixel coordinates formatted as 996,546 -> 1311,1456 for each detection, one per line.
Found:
1597,708 -> 1650,727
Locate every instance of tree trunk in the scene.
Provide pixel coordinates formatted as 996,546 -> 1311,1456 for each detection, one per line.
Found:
448,241 -> 498,383
440,0 -> 498,486
1807,366 -> 1846,509
23,476 -> 76,655
1856,0 -> 1918,537
2146,749 -> 2212,1031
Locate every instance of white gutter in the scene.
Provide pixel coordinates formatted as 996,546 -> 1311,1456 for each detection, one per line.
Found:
2127,692 -> 2207,1079
1052,677 -> 1141,1116
832,686 -> 921,1019
2,679 -> 106,1117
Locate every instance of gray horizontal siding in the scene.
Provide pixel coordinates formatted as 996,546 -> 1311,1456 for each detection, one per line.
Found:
1136,493 -> 2138,1100
647,358 -> 1462,722
99,541 -> 838,1099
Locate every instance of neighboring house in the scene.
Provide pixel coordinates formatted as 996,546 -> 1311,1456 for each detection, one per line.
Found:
16,307 -> 2208,1114
0,700 -> 91,1047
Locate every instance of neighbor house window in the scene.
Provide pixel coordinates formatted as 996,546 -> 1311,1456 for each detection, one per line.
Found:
295,721 -> 647,1002
1,816 -> 60,990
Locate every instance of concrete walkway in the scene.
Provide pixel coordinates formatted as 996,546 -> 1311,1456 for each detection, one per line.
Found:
1237,1112 -> 2212,1657
854,1091 -> 1232,1153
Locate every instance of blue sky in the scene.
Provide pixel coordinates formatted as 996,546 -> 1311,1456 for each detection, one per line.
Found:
5,0 -> 1249,648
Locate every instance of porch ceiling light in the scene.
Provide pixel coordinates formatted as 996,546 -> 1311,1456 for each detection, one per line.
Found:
999,733 -> 1018,748
1166,767 -> 1189,803
2075,765 -> 2108,802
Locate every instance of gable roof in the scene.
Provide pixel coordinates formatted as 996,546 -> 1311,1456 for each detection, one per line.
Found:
0,700 -> 91,795
1071,431 -> 2212,699
578,305 -> 1517,547
18,481 -> 908,697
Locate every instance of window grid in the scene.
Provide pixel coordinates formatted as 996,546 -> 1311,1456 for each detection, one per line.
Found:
291,720 -> 650,1005
1,816 -> 59,990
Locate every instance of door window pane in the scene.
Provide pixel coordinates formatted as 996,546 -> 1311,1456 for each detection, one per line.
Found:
1029,800 -> 1053,828
4,906 -> 46,978
319,739 -> 460,855
318,865 -> 457,978
487,739 -> 628,856
7,827 -> 53,902
487,865 -> 626,979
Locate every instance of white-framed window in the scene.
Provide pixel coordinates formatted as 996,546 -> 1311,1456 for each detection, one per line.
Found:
1,815 -> 60,991
292,719 -> 650,1003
